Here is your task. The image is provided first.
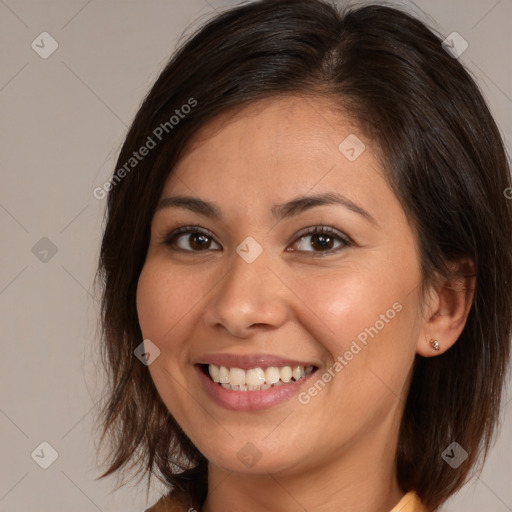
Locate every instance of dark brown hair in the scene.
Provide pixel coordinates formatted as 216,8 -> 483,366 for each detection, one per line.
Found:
93,1 -> 512,510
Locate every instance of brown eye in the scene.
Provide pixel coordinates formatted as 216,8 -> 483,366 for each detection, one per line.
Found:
161,224 -> 352,255
311,233 -> 335,251
162,226 -> 221,252
182,233 -> 213,250
288,226 -> 352,255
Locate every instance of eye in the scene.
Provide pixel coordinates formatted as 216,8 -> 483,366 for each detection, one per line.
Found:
160,224 -> 353,255
287,225 -> 353,255
160,225 -> 221,252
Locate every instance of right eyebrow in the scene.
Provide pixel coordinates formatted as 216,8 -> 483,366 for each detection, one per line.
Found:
154,195 -> 222,218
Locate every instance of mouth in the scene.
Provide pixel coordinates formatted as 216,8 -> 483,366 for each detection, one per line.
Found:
194,354 -> 321,411
198,363 -> 318,391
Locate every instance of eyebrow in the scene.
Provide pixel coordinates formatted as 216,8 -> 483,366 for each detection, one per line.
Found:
154,192 -> 377,226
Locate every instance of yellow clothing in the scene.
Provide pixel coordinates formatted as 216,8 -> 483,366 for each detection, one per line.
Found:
145,491 -> 188,512
390,491 -> 427,511
145,490 -> 426,512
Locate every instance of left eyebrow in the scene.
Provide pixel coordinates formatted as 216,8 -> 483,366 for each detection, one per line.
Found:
154,191 -> 378,226
270,192 -> 378,226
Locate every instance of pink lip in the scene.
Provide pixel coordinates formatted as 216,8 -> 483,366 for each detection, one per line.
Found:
193,352 -> 318,370
195,364 -> 319,411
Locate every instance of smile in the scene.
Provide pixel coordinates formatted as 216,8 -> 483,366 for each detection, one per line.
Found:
204,364 -> 316,391
195,363 -> 319,411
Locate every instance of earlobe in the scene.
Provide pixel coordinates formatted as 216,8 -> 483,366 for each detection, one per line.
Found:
429,339 -> 440,351
416,258 -> 476,357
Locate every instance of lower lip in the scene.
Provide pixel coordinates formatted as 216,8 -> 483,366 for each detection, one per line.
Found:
195,365 -> 318,411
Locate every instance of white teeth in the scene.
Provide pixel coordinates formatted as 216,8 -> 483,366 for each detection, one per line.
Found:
265,366 -> 281,384
206,364 -> 315,391
246,368 -> 266,386
229,367 -> 246,386
209,364 -> 220,383
218,366 -> 230,383
280,366 -> 292,383
292,366 -> 303,381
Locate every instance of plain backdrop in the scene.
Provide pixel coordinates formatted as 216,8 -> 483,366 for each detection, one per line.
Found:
1,1 -> 511,511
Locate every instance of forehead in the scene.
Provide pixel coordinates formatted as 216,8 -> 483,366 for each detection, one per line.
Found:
161,95 -> 395,225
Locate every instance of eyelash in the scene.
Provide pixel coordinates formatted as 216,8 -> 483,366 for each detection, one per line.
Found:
159,224 -> 353,256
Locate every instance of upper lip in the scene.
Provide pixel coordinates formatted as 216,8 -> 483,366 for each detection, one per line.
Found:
194,353 -> 319,370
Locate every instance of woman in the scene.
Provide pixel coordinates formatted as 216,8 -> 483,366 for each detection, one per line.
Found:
93,1 -> 512,511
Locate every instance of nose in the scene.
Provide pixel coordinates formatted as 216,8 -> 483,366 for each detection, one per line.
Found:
202,246 -> 289,338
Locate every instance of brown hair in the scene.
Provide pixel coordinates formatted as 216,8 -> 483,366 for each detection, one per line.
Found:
93,1 -> 512,510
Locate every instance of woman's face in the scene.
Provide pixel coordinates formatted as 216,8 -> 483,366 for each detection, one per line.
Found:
136,95 -> 428,478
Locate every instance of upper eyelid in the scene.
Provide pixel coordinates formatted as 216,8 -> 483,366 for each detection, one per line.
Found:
160,225 -> 220,249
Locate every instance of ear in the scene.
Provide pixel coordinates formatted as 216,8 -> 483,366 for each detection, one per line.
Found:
417,257 -> 476,357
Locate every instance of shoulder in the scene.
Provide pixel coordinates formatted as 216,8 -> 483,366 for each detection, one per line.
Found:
390,491 -> 428,512
146,489 -> 428,512
144,491 -> 192,512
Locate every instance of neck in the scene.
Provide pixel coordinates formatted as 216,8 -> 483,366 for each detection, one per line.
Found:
200,418 -> 405,512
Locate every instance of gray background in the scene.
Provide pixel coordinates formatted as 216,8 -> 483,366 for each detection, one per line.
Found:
0,0 -> 511,511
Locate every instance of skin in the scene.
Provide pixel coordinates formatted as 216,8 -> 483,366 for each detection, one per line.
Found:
136,95 -> 475,512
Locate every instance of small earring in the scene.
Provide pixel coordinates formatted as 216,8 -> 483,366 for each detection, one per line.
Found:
430,339 -> 440,351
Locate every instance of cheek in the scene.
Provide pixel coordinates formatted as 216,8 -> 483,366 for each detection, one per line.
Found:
135,262 -> 205,427
299,262 -> 419,394
136,261 -> 203,341
299,264 -> 400,349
